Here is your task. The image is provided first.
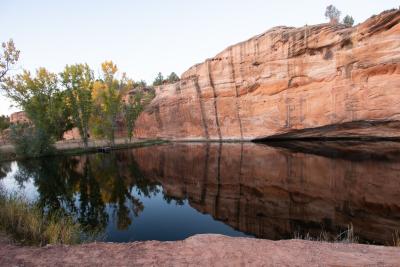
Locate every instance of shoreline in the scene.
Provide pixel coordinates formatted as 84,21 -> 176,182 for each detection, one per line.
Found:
2,137 -> 400,163
0,139 -> 167,162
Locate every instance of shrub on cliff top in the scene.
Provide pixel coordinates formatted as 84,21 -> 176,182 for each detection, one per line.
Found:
153,72 -> 164,86
167,72 -> 180,83
325,5 -> 341,24
343,15 -> 355,27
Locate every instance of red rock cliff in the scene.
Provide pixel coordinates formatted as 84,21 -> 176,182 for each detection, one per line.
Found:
135,10 -> 400,140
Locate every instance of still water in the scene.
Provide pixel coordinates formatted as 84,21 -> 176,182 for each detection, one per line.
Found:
1,141 -> 400,245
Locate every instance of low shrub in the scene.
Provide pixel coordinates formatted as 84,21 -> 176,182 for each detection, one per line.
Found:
293,224 -> 358,244
9,124 -> 55,158
336,223 -> 358,243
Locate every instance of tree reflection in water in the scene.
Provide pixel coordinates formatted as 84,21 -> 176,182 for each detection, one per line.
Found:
0,161 -> 11,179
2,141 -> 400,245
78,156 -> 107,232
5,151 -> 161,236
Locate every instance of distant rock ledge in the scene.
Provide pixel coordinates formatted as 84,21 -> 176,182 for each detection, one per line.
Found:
135,9 -> 400,141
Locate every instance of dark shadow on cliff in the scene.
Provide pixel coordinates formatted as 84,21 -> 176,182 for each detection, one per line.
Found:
257,140 -> 400,161
253,120 -> 400,143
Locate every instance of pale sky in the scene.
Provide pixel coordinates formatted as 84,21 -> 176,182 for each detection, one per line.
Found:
1,0 -> 398,115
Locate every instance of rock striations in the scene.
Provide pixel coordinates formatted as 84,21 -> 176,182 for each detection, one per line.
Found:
135,10 -> 400,140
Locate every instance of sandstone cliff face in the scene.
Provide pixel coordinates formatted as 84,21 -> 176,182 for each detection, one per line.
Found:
135,10 -> 400,140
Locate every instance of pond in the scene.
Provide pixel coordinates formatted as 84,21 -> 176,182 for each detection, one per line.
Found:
1,141 -> 400,245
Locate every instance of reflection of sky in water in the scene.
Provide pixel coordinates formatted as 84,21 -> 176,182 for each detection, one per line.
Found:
104,185 -> 249,242
1,162 -> 39,201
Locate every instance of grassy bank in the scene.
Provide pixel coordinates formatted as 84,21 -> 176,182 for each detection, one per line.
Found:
0,139 -> 167,162
0,187 -> 90,245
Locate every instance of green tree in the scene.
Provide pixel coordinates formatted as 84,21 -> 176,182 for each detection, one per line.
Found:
152,72 -> 164,86
167,72 -> 180,83
50,90 -> 74,140
95,61 -> 122,145
3,68 -> 72,137
134,80 -> 147,88
2,68 -> 72,155
325,5 -> 341,24
123,92 -> 143,141
0,115 -> 10,132
0,39 -> 20,82
9,124 -> 55,157
60,64 -> 94,149
343,15 -> 354,27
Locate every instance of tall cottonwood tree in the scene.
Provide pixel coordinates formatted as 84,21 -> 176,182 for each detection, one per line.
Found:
92,61 -> 123,145
123,92 -> 143,142
3,68 -> 71,135
60,64 -> 94,149
123,85 -> 155,141
3,68 -> 72,155
0,39 -> 20,82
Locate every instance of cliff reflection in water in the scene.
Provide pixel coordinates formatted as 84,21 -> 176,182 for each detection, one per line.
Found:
3,141 -> 400,244
133,142 -> 400,244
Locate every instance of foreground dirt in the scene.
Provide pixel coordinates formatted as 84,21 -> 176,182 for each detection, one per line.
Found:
1,235 -> 399,266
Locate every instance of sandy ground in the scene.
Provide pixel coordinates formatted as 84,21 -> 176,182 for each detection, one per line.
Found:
0,234 -> 399,267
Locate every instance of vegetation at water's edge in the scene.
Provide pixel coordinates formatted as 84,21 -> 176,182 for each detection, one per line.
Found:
393,230 -> 400,247
0,186 -> 97,246
0,116 -> 10,132
0,150 -> 167,245
294,224 -> 400,247
0,39 -> 177,158
0,139 -> 167,162
293,224 -> 358,244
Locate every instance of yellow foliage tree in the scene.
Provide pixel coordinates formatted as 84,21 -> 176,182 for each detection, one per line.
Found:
91,61 -> 123,145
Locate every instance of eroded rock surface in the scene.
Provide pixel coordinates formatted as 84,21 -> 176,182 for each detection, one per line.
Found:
1,234 -> 400,266
135,10 -> 400,140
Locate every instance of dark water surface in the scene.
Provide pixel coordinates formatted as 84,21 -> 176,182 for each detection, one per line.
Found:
1,141 -> 400,245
